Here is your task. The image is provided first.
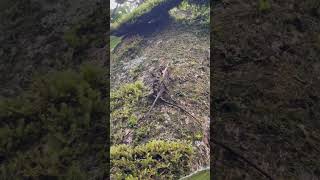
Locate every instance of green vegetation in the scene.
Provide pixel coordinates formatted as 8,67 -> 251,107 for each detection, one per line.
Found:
182,169 -> 210,180
112,36 -> 144,61
111,3 -> 131,23
111,0 -> 167,30
111,81 -> 147,143
63,9 -> 106,49
169,0 -> 209,26
64,24 -> 88,48
111,36 -> 123,51
111,140 -> 194,179
258,0 -> 271,13
194,132 -> 203,141
0,64 -> 107,179
129,64 -> 144,79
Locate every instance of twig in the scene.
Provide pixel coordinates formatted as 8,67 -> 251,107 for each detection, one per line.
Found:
159,97 -> 202,126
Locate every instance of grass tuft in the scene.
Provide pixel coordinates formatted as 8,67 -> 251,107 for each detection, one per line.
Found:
111,140 -> 194,179
111,0 -> 167,30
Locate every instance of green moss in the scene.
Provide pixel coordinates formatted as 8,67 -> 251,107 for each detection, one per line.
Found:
111,0 -> 167,30
111,81 -> 147,142
169,0 -> 209,26
111,140 -> 194,179
258,0 -> 271,13
63,25 -> 88,48
111,35 -> 123,51
128,115 -> 138,127
0,64 -> 107,179
111,81 -> 145,110
194,132 -> 203,141
133,127 -> 149,145
183,169 -> 210,180
112,36 -> 143,61
64,7 -> 106,49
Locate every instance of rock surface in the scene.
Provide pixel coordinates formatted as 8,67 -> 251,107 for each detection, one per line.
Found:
111,20 -> 210,172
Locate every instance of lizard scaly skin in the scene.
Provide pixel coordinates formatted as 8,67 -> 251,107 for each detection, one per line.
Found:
143,63 -> 170,118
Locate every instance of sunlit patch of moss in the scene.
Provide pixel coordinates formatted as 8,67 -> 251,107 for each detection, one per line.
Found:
110,35 -> 123,51
128,114 -> 138,127
111,81 -> 147,142
111,0 -> 167,31
194,132 -> 203,141
111,140 -> 194,179
133,126 -> 150,145
182,169 -> 210,180
169,0 -> 209,27
111,81 -> 145,110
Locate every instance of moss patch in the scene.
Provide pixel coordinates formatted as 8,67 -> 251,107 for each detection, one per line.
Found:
111,0 -> 167,31
111,81 -> 148,143
0,64 -> 107,179
169,0 -> 209,26
112,35 -> 144,62
110,35 -> 123,51
258,0 -> 271,13
111,140 -> 194,179
182,169 -> 210,180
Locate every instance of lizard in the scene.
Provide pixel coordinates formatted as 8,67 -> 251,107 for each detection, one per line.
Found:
142,62 -> 170,119
142,62 -> 202,125
122,63 -> 170,140
123,62 -> 202,139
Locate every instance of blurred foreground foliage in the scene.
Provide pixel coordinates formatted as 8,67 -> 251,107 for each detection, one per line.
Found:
110,81 -> 146,144
0,64 -> 107,179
